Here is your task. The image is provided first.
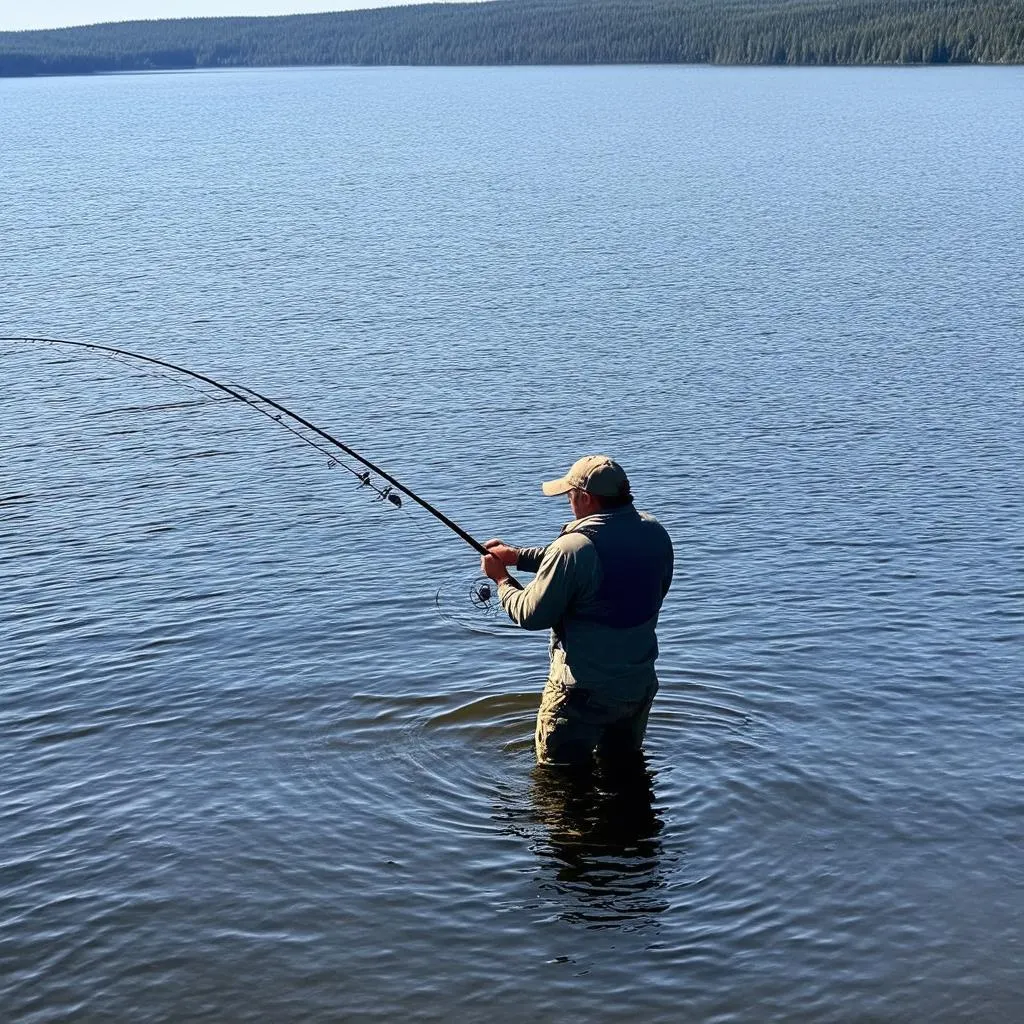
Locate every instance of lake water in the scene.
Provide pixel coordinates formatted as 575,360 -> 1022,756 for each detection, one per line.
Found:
1,65 -> 1022,1022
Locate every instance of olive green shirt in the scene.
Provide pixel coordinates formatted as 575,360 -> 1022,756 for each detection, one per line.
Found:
497,510 -> 673,700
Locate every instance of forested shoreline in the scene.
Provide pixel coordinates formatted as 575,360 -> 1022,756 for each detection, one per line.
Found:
1,0 -> 1022,77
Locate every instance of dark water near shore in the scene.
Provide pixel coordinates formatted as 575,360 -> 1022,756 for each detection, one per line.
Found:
1,66 -> 1022,1022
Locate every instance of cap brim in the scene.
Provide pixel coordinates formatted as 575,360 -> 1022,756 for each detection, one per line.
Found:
541,477 -> 573,496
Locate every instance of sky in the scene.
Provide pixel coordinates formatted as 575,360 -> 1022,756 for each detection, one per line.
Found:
0,0 -> 466,33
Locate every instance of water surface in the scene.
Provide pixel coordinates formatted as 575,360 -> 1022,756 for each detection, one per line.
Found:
1,65 -> 1022,1022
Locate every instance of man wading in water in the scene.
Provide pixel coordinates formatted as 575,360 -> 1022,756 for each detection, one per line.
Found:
481,456 -> 674,766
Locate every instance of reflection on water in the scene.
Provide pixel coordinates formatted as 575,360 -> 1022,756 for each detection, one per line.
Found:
527,756 -> 668,928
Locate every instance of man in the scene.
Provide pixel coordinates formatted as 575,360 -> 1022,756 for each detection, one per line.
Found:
481,455 -> 673,766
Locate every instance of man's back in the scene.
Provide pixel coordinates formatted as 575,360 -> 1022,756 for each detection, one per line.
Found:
503,505 -> 673,700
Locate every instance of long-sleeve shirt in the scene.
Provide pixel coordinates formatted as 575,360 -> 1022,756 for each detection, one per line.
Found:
497,506 -> 673,700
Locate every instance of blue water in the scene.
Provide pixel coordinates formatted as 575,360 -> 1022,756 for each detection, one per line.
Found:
1,65 -> 1022,1022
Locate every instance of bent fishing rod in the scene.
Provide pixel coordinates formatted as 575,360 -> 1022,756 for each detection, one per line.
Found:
2,335 -> 522,590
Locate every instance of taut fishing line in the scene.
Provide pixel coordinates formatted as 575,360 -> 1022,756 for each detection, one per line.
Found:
1,336 -> 526,634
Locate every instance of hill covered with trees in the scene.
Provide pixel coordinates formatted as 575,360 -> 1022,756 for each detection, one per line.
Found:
1,0 -> 1021,76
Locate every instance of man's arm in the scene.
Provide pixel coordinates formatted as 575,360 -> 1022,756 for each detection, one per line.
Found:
482,539 -> 548,575
513,545 -> 548,573
496,535 -> 589,631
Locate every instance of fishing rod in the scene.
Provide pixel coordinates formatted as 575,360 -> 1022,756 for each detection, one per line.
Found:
1,335 -> 522,591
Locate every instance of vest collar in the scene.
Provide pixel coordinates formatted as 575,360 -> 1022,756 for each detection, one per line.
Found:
562,504 -> 638,534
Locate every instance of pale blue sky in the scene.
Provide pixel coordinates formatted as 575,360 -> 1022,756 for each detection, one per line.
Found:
0,0 -> 471,33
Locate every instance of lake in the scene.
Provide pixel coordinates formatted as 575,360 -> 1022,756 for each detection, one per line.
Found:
1,64 -> 1022,1022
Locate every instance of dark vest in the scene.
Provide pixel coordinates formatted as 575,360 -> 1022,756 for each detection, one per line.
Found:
572,507 -> 671,629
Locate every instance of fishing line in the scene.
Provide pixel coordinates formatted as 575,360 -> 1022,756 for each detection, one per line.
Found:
2,336 -> 525,618
103,350 -> 231,408
232,385 -> 405,502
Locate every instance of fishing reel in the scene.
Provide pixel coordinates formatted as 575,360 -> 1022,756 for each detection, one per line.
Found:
434,574 -> 522,636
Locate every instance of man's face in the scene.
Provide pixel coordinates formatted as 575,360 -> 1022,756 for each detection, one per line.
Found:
567,488 -> 596,519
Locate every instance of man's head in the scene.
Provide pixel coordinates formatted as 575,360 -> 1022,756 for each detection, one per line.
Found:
541,455 -> 633,519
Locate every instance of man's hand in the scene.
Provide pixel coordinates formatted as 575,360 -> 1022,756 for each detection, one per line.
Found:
480,539 -> 518,585
480,551 -> 510,584
483,538 -> 519,566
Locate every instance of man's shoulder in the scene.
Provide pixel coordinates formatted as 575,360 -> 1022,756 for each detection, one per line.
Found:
636,508 -> 666,527
549,526 -> 599,556
638,510 -> 672,541
538,525 -> 601,576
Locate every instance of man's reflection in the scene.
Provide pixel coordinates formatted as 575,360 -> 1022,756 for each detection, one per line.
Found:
528,754 -> 667,927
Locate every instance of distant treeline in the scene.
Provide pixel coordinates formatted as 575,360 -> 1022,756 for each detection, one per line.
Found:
1,0 -> 1022,76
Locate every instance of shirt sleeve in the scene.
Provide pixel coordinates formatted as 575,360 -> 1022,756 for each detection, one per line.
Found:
514,545 -> 549,574
498,536 -> 587,631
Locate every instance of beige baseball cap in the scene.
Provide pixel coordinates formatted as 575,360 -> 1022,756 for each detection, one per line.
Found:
541,455 -> 631,498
